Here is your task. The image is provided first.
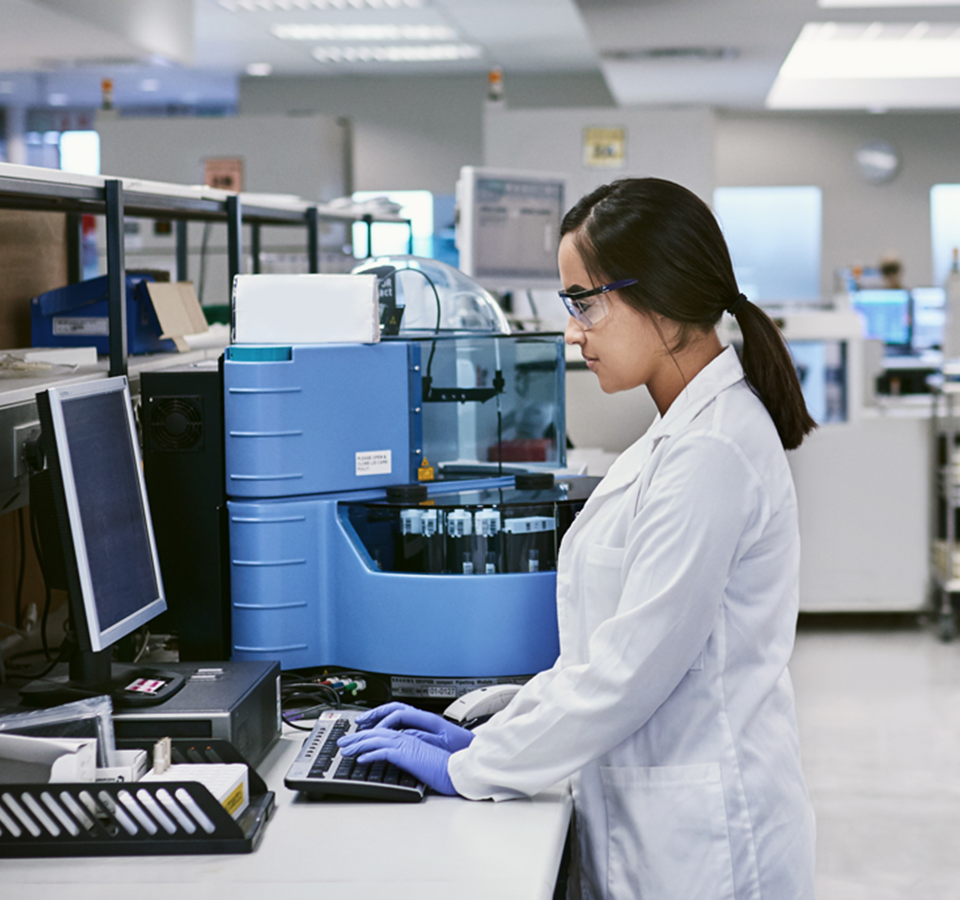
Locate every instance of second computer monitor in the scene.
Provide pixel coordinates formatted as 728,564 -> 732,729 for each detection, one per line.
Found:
851,289 -> 911,348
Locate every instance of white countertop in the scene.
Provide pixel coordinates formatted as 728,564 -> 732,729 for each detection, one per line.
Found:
1,726 -> 573,900
0,344 -> 228,409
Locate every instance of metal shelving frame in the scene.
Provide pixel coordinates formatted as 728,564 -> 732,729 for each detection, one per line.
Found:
0,163 -> 412,378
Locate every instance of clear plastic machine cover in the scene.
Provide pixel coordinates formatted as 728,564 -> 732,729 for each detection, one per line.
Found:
410,332 -> 566,474
352,255 -> 511,334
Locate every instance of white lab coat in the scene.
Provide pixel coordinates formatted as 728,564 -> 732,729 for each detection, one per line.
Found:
448,346 -> 815,900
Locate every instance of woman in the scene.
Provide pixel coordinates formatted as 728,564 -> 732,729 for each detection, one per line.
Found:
339,178 -> 817,900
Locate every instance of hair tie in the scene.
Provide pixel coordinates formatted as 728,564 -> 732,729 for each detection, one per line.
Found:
727,293 -> 748,316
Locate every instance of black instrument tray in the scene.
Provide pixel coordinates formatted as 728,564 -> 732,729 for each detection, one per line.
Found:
0,739 -> 274,857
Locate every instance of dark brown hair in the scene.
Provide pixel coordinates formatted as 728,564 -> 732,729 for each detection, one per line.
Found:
561,177 -> 815,450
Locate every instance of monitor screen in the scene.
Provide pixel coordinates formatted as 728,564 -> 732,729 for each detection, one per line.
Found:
851,289 -> 911,346
911,286 -> 945,351
39,377 -> 165,653
457,166 -> 565,288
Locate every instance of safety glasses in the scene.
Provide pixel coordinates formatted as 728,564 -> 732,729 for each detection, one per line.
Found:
558,278 -> 638,329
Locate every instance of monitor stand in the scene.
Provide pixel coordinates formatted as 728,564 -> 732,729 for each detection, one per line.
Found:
19,646 -> 186,709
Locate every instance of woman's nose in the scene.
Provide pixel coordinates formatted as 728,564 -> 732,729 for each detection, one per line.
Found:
565,317 -> 585,345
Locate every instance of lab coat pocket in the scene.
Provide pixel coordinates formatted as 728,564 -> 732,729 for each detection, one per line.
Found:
601,763 -> 735,900
583,544 -> 626,625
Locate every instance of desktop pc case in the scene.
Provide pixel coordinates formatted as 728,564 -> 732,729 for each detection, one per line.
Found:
141,363 -> 231,661
223,335 -> 584,693
112,659 -> 281,767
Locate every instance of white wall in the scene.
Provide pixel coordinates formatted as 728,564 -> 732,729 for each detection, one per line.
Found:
483,105 -> 717,205
238,72 -> 615,196
97,114 -> 348,304
716,111 -> 960,297
97,113 -> 345,202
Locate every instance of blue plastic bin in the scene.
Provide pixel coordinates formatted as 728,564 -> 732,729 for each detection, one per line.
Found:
31,273 -> 178,355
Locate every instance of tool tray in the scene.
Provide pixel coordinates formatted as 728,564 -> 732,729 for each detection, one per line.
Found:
0,739 -> 274,857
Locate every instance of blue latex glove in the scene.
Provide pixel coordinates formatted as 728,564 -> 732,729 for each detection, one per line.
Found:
337,727 -> 458,796
355,702 -> 475,753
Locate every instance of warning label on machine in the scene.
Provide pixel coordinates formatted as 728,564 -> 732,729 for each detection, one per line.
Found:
356,449 -> 392,476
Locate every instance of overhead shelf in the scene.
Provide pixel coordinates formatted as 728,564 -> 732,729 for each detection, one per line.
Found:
0,162 -> 412,377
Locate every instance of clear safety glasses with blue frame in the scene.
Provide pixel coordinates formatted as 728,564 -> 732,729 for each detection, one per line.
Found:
559,278 -> 638,330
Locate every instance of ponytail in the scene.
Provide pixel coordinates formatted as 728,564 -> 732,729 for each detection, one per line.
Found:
563,177 -> 816,451
732,300 -> 816,451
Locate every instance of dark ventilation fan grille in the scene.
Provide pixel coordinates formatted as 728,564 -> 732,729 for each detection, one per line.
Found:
601,46 -> 739,62
148,396 -> 204,452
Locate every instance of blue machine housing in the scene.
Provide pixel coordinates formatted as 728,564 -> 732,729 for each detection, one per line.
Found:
224,343 -> 423,497
224,334 -> 572,678
228,479 -> 560,675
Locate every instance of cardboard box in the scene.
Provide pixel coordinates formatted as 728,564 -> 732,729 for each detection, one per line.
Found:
95,749 -> 149,784
0,210 -> 69,350
231,273 -> 379,345
142,762 -> 250,819
0,734 -> 97,784
31,273 -> 208,355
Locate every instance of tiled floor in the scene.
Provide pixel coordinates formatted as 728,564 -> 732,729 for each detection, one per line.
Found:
790,619 -> 960,899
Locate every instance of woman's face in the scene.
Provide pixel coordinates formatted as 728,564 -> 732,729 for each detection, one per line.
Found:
559,232 -> 674,396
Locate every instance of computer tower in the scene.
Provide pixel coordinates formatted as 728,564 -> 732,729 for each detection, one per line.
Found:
141,360 -> 231,661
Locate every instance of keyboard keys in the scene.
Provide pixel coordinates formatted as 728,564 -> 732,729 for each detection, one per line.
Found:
350,763 -> 371,781
285,710 -> 426,802
334,756 -> 356,779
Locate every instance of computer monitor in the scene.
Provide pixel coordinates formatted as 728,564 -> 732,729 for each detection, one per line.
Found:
910,286 -> 945,352
22,376 -> 184,707
850,289 -> 911,348
456,166 -> 566,289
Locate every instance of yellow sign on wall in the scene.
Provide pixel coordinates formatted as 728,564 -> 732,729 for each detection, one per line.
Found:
204,157 -> 244,192
583,127 -> 627,169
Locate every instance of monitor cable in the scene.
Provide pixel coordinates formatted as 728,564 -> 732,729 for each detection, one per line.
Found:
15,507 -> 26,630
27,502 -> 52,661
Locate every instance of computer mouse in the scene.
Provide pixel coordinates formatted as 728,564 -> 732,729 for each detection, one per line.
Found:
443,684 -> 523,724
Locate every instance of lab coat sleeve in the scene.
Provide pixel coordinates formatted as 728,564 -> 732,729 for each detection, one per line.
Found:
448,431 -> 768,800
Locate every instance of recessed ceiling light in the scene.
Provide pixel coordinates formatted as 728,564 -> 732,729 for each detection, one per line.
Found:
273,24 -> 455,41
48,93 -> 68,106
219,0 -> 424,11
140,78 -> 160,92
312,43 -> 481,63
767,20 -> 960,107
246,62 -> 274,76
778,21 -> 960,80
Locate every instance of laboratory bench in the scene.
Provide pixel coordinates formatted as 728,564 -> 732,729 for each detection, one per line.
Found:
0,722 -> 573,900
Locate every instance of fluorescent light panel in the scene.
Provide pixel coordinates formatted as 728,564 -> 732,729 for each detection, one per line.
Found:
779,21 -> 960,79
219,0 -> 424,10
312,43 -> 481,62
273,23 -> 455,40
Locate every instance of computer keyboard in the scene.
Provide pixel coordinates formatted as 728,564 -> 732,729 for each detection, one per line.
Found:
284,709 -> 426,802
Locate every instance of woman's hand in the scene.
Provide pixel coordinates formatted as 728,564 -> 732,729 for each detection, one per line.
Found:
337,727 -> 459,795
354,702 -> 475,753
